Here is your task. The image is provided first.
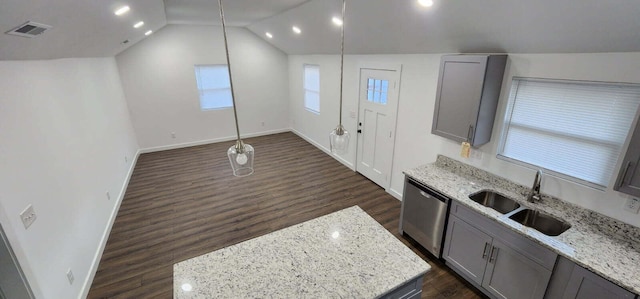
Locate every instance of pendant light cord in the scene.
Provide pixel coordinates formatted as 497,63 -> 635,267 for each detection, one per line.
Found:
338,0 -> 346,128
218,0 -> 242,144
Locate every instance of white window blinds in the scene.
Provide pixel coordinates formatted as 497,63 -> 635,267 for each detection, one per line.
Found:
194,65 -> 232,110
499,78 -> 640,188
304,65 -> 320,114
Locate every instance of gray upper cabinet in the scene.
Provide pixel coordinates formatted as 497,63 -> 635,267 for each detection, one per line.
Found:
432,54 -> 507,147
615,114 -> 640,197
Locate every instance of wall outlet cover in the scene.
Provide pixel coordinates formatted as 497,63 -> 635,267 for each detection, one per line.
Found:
19,204 -> 37,229
66,269 -> 74,284
624,198 -> 640,214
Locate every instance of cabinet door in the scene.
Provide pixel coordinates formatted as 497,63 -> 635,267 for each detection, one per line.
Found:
563,265 -> 635,299
432,56 -> 487,144
443,215 -> 492,285
615,116 -> 640,197
482,239 -> 551,299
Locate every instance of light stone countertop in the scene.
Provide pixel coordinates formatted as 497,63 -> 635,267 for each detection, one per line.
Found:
404,155 -> 640,295
173,206 -> 430,298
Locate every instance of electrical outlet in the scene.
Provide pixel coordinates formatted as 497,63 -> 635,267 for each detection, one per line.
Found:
171,132 -> 176,139
19,204 -> 37,229
106,191 -> 111,200
349,111 -> 356,118
124,156 -> 128,163
261,121 -> 265,126
66,269 -> 74,285
624,198 -> 640,214
470,149 -> 483,160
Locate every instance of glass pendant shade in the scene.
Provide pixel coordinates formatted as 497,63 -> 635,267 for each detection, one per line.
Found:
330,126 -> 350,155
227,141 -> 254,177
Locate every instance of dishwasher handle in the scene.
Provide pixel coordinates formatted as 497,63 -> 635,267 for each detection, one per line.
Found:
412,182 -> 448,203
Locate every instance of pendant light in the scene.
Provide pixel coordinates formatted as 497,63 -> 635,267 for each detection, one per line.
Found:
218,0 -> 254,177
329,0 -> 350,155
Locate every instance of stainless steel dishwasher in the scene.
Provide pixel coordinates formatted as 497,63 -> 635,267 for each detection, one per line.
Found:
399,177 -> 451,258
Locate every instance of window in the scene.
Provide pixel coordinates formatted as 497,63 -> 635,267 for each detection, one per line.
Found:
366,78 -> 389,105
304,65 -> 320,114
499,77 -> 640,188
194,65 -> 232,110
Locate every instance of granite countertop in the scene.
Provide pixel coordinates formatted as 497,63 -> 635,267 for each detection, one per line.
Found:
404,155 -> 640,295
173,206 -> 430,298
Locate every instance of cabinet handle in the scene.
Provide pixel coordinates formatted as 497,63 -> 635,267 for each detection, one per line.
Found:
618,161 -> 632,188
489,246 -> 499,264
482,242 -> 490,259
467,125 -> 474,142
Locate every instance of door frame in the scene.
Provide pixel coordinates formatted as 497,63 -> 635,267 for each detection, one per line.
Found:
355,62 -> 403,191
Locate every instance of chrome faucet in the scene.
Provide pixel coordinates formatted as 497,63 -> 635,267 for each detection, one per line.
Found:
527,170 -> 543,202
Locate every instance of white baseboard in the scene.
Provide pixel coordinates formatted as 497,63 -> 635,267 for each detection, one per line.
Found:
290,129 -> 355,171
139,128 -> 291,153
388,188 -> 403,201
79,149 -> 141,299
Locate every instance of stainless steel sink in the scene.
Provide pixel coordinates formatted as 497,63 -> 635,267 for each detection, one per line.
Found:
509,209 -> 571,236
469,191 -> 521,214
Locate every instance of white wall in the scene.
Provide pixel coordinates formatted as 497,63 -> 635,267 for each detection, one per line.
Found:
289,52 -> 640,228
116,24 -> 290,150
0,58 -> 139,298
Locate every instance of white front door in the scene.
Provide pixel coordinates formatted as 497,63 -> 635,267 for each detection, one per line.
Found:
356,68 -> 400,189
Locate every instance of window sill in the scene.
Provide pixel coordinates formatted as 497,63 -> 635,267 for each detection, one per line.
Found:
304,108 -> 320,115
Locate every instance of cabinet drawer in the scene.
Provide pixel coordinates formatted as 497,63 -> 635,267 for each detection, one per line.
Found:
450,200 -> 557,270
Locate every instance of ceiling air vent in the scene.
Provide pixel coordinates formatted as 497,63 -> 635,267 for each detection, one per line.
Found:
5,21 -> 52,38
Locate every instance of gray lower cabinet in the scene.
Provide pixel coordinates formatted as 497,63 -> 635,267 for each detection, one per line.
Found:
545,256 -> 636,299
444,216 -> 492,285
444,200 -> 557,299
615,111 -> 640,197
482,238 -> 552,299
380,275 -> 423,299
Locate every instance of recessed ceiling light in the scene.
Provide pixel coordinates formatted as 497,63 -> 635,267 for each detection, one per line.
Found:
265,32 -> 273,39
133,21 -> 144,28
114,6 -> 130,16
418,0 -> 434,7
145,30 -> 153,36
292,26 -> 301,34
332,17 -> 343,26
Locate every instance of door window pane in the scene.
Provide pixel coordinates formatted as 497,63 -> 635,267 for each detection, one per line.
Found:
366,78 -> 389,105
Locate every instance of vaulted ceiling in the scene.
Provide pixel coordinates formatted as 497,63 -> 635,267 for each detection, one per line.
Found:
1,0 -> 639,60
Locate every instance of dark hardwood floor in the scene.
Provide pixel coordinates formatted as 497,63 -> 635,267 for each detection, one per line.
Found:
88,132 -> 485,298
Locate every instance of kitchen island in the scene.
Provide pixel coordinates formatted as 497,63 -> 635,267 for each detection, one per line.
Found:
174,206 -> 430,298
